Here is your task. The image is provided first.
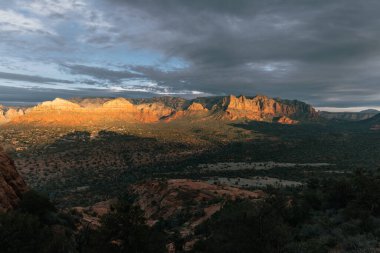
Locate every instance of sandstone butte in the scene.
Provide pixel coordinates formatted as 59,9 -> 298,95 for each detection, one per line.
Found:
2,95 -> 318,126
0,146 -> 28,213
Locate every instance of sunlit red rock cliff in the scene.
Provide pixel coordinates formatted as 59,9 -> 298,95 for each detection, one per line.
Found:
1,95 -> 318,126
0,146 -> 28,212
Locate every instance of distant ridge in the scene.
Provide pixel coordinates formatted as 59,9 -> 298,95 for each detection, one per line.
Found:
360,109 -> 379,114
1,95 -> 318,126
320,109 -> 379,121
357,112 -> 380,130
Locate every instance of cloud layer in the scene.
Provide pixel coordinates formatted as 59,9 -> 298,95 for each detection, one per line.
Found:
1,0 -> 380,108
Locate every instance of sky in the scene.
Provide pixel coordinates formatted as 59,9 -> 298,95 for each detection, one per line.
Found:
1,0 -> 380,111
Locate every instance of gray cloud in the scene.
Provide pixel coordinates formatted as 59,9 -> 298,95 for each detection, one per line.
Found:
61,64 -> 142,81
0,85 -> 179,106
2,0 -> 380,108
0,71 -> 73,84
73,0 -> 380,107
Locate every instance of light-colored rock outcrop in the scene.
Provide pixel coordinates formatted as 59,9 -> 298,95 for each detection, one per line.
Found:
0,106 -> 25,125
187,102 -> 207,112
34,98 -> 81,111
102,97 -> 136,110
0,109 -> 6,124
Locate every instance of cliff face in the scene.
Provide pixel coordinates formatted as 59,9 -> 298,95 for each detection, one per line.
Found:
5,95 -> 318,126
204,95 -> 317,122
13,97 -> 175,125
164,102 -> 209,121
0,106 -> 25,125
0,146 -> 28,213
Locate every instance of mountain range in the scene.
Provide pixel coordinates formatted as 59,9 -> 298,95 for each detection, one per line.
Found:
319,109 -> 380,121
0,95 -> 318,126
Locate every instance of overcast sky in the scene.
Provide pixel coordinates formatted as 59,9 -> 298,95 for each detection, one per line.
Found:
1,0 -> 380,110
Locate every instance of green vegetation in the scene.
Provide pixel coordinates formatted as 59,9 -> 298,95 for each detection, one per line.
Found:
0,191 -> 76,253
2,117 -> 380,252
192,172 -> 380,253
79,197 -> 167,253
1,192 -> 167,253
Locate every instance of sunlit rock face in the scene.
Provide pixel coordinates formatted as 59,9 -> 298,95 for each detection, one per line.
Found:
5,95 -> 318,126
102,97 -> 136,110
0,146 -> 28,213
11,97 -> 174,125
164,102 -> 209,121
187,102 -> 207,112
276,116 -> 299,125
34,98 -> 82,111
0,106 -> 25,125
217,95 -> 317,121
0,109 -> 6,125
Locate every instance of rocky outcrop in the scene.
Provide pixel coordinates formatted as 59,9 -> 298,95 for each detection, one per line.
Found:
187,102 -> 207,112
6,94 -> 318,126
213,95 -> 317,121
276,116 -> 299,125
34,98 -> 81,111
164,102 -> 209,121
0,106 -> 25,125
11,97 -> 175,125
136,103 -> 174,122
0,109 -> 6,124
130,179 -> 264,223
129,179 -> 265,251
0,146 -> 28,213
131,96 -> 187,110
102,97 -> 135,110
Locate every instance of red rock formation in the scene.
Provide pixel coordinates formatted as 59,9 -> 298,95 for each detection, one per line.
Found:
0,146 -> 28,213
216,95 -> 316,121
276,116 -> 299,125
34,98 -> 81,111
0,106 -> 25,125
165,102 -> 209,121
187,102 -> 207,112
6,95 -> 318,126
136,103 -> 174,122
102,97 -> 135,110
0,109 -> 6,124
130,179 -> 264,227
11,97 -> 174,125
129,179 -> 265,251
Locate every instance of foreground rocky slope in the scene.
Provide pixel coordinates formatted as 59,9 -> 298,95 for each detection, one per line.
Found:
130,179 -> 265,251
2,94 -> 318,126
0,146 -> 28,212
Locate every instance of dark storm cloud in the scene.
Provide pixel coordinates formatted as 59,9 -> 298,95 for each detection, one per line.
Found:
92,0 -> 380,107
0,71 -> 73,84
61,64 -> 142,81
2,0 -> 380,108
